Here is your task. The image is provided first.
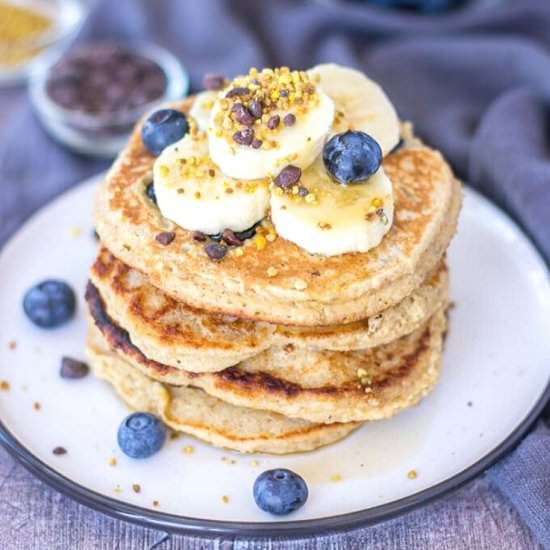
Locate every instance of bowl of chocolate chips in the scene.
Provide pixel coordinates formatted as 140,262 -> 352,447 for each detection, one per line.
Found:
30,41 -> 189,156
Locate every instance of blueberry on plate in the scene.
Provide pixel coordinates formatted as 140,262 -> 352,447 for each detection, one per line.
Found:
117,412 -> 166,459
253,468 -> 308,515
323,130 -> 382,185
141,109 -> 189,156
23,279 -> 76,328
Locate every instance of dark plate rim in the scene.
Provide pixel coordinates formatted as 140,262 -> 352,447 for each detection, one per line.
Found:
0,180 -> 549,538
0,385 -> 548,538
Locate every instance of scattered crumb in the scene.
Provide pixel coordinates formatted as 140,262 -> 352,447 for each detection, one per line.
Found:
467,401 -> 473,407
330,474 -> 343,483
69,226 -> 82,238
132,484 -> 141,494
182,445 -> 194,455
407,470 -> 418,480
221,495 -> 229,504
250,460 -> 260,468
0,380 -> 10,391
52,446 -> 67,456
108,457 -> 117,467
229,459 -> 237,465
8,340 -> 16,350
113,485 -> 122,494
152,500 -> 160,507
33,401 -> 41,411
169,432 -> 180,440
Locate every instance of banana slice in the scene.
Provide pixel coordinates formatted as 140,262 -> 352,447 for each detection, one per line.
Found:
207,68 -> 335,180
270,157 -> 394,256
308,64 -> 400,156
189,90 -> 218,131
154,133 -> 270,234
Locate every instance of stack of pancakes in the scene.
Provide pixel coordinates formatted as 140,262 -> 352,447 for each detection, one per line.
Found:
88,100 -> 462,454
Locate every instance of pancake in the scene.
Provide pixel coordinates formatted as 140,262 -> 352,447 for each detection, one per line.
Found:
86,282 -> 446,424
90,247 -> 274,372
90,247 -> 448,371
95,98 -> 462,326
86,329 -> 359,454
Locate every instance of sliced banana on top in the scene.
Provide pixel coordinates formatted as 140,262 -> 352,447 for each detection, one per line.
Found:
270,157 -> 394,256
207,68 -> 335,181
153,133 -> 270,235
308,63 -> 400,156
189,90 -> 218,131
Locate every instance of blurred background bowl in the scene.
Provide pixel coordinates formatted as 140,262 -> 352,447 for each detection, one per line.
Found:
30,41 -> 189,157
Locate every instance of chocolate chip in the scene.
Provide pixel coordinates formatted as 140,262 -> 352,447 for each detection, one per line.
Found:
248,99 -> 263,119
155,232 -> 176,245
205,243 -> 227,260
222,229 -> 243,247
203,73 -> 225,91
274,165 -> 302,189
225,87 -> 249,98
192,231 -> 207,242
283,113 -> 296,127
52,446 -> 67,455
233,128 -> 254,146
298,186 -> 309,197
60,357 -> 89,379
251,139 -> 263,149
267,115 -> 280,130
231,103 -> 254,126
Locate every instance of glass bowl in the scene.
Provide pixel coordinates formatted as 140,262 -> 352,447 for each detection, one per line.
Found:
29,41 -> 189,157
0,0 -> 88,87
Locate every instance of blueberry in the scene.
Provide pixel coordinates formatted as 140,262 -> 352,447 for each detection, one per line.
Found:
146,182 -> 157,204
209,232 -> 223,242
253,468 -> 308,515
23,280 -> 76,328
323,131 -> 382,185
234,222 -> 259,241
117,412 -> 166,459
141,109 -> 189,156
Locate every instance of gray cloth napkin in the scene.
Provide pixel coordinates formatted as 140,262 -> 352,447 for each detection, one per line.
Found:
1,0 -> 549,547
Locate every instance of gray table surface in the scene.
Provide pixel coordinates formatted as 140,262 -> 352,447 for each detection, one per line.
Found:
0,89 -> 541,550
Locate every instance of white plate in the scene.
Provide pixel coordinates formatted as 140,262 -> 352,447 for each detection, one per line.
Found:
0,176 -> 549,536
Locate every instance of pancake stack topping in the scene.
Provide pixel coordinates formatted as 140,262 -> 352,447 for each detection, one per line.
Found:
88,63 -> 462,460
153,64 -> 399,256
